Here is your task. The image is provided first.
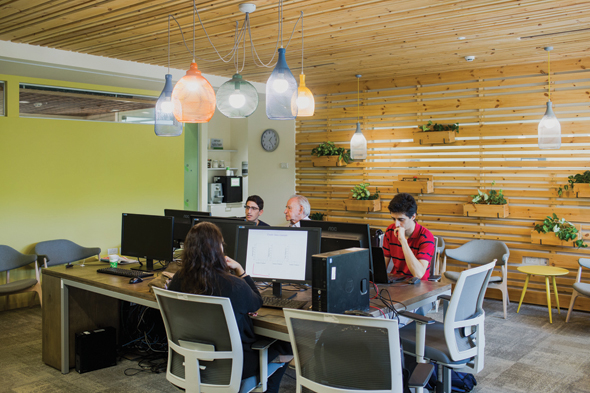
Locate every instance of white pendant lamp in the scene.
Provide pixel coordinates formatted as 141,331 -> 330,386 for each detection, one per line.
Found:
350,74 -> 367,160
538,46 -> 561,149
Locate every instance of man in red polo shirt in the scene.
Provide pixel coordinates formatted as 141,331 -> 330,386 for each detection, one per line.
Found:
383,193 -> 435,280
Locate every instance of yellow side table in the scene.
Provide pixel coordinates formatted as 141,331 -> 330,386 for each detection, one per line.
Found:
517,265 -> 569,323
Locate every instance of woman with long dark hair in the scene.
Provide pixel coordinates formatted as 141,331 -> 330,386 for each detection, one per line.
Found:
167,222 -> 287,392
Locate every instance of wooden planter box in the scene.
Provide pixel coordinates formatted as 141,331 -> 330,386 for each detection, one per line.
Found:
531,224 -> 582,246
463,201 -> 509,218
311,156 -> 347,167
414,130 -> 456,145
571,184 -> 590,198
392,175 -> 434,194
343,197 -> 381,212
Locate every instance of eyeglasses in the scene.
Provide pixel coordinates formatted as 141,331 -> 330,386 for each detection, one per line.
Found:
244,205 -> 260,211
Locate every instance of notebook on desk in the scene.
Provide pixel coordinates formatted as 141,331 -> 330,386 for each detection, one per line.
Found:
371,247 -> 408,284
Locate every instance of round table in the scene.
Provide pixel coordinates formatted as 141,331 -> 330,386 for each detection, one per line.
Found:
516,265 -> 569,323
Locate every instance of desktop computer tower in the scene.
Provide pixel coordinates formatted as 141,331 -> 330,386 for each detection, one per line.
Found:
75,326 -> 117,374
312,248 -> 370,314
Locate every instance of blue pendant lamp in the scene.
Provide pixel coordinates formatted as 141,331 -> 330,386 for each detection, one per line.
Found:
350,74 -> 367,160
266,48 -> 298,120
538,46 -> 561,149
155,16 -> 183,136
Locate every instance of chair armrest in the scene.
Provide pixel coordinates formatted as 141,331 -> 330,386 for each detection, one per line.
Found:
428,275 -> 441,282
437,294 -> 451,302
408,363 -> 435,388
252,337 -> 277,350
397,311 -> 435,324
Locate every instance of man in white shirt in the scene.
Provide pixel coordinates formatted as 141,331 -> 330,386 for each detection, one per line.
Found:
284,195 -> 311,227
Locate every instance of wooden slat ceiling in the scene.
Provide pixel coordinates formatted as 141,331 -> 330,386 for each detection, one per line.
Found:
1,0 -> 589,88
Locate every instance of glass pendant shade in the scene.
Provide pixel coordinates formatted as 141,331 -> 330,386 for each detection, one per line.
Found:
172,62 -> 216,123
266,48 -> 298,120
350,122 -> 367,160
155,74 -> 183,136
296,74 -> 315,117
216,74 -> 259,118
538,100 -> 561,149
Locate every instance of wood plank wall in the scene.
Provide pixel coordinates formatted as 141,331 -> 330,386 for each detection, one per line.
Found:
296,57 -> 590,313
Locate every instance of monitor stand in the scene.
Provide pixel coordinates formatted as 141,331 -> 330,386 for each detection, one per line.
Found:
131,259 -> 166,272
260,282 -> 296,299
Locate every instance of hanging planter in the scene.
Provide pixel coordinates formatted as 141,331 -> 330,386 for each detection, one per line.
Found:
531,215 -> 586,248
413,121 -> 459,145
462,181 -> 509,218
311,156 -> 348,167
557,171 -> 590,197
310,141 -> 351,167
343,182 -> 381,212
392,175 -> 434,194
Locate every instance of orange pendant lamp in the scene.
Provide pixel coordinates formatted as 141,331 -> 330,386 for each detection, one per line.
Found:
172,62 -> 216,123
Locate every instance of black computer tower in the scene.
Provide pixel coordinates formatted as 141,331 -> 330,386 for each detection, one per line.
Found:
311,248 -> 370,314
213,176 -> 243,203
75,326 -> 117,373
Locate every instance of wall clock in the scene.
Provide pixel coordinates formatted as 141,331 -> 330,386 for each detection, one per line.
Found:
261,128 -> 280,152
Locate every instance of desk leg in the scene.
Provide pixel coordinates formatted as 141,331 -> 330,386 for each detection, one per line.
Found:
517,274 -> 530,313
60,280 -> 69,374
552,276 -> 561,313
545,276 -> 552,324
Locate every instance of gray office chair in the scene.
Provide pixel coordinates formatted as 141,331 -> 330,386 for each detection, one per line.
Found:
566,258 -> 590,322
0,245 -> 42,306
441,240 -> 510,319
35,239 -> 101,268
153,287 -> 284,393
399,261 -> 495,393
284,308 -> 434,393
428,236 -> 445,282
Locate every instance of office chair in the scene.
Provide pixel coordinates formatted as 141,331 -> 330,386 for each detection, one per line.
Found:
399,261 -> 495,393
0,245 -> 42,306
566,258 -> 590,322
441,240 -> 510,319
35,239 -> 101,268
153,287 -> 284,393
284,308 -> 434,393
428,236 -> 445,282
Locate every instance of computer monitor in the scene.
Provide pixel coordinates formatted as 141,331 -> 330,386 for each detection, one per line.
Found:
191,217 -> 255,260
300,220 -> 373,279
164,209 -> 211,246
121,213 -> 174,272
235,226 -> 322,299
164,209 -> 212,220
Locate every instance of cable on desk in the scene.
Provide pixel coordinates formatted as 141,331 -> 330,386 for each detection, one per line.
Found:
370,305 -> 387,319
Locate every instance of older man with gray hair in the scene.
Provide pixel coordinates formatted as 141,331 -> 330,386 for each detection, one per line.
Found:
284,194 -> 311,227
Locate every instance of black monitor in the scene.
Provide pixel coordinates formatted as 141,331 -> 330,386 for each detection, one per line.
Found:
164,209 -> 212,220
300,220 -> 373,279
191,217 -> 256,260
235,226 -> 322,299
165,209 -> 211,246
121,213 -> 174,272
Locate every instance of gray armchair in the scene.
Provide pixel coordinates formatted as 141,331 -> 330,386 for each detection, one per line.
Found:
0,245 -> 42,306
566,258 -> 590,322
35,239 -> 101,268
441,240 -> 510,318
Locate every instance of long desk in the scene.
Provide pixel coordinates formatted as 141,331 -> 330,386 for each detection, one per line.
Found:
42,262 -> 451,374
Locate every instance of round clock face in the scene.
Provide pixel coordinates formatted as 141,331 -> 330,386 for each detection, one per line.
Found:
261,129 -> 280,152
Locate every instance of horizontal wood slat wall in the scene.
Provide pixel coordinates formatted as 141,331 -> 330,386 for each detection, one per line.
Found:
296,57 -> 590,314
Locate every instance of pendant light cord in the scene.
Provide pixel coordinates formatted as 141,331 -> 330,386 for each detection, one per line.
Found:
192,0 -> 195,63
167,16 -> 171,74
300,11 -> 304,74
548,49 -> 551,101
357,76 -> 360,122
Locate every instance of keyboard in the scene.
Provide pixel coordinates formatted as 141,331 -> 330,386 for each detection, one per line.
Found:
261,296 -> 308,309
97,267 -> 154,278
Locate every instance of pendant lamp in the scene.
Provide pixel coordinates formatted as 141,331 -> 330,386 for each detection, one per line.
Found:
296,12 -> 315,117
155,17 -> 183,136
217,74 -> 258,118
350,74 -> 367,160
267,48 -> 298,120
538,46 -> 561,149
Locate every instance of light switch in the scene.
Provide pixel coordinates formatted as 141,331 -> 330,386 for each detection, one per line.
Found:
280,163 -> 288,169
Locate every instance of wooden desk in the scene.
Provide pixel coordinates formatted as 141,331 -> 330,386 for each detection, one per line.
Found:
42,262 -> 450,374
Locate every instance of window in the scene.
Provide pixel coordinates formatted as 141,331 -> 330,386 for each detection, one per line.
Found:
0,81 -> 4,116
19,84 -> 156,123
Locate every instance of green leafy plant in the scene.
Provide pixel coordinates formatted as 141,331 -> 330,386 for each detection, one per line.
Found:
420,120 -> 460,133
351,182 -> 380,200
311,141 -> 352,163
310,212 -> 325,221
471,181 -> 507,205
533,213 -> 587,248
557,170 -> 590,196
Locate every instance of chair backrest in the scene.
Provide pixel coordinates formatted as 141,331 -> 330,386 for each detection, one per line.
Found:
153,287 -> 243,393
443,261 -> 495,373
431,236 -> 445,275
35,239 -> 101,267
445,240 -> 509,266
0,245 -> 37,273
284,308 -> 404,393
579,258 -> 590,270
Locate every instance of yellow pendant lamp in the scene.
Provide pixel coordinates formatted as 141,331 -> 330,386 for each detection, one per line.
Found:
296,12 -> 315,117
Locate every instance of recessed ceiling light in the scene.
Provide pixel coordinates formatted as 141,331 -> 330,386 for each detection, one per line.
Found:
142,111 -> 149,114
458,36 -> 466,40
111,109 -> 119,112
19,100 -> 30,103
33,102 -> 43,107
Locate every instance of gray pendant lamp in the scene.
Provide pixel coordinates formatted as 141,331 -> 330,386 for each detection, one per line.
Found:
350,74 -> 367,160
538,46 -> 561,149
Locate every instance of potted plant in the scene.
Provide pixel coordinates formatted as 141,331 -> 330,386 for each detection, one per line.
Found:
531,213 -> 587,248
463,181 -> 509,218
413,120 -> 459,145
392,175 -> 434,194
310,141 -> 352,167
310,212 -> 327,221
557,170 -> 590,197
343,182 -> 381,212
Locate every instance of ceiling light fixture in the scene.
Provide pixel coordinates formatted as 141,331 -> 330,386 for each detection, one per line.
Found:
538,46 -> 561,150
350,74 -> 367,160
296,11 -> 315,117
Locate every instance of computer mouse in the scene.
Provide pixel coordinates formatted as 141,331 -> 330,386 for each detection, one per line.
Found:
129,277 -> 143,284
408,277 -> 420,285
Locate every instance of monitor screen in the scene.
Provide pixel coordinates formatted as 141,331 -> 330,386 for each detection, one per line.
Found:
235,226 -> 322,284
164,209 -> 212,221
165,209 -> 212,245
121,213 -> 174,271
191,217 -> 255,259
